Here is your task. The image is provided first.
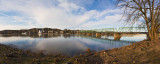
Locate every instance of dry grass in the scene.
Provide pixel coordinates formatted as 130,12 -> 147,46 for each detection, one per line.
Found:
97,40 -> 160,64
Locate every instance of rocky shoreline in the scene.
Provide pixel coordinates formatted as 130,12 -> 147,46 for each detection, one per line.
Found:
0,40 -> 160,64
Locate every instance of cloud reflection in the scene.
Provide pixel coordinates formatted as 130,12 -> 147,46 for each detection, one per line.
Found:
0,34 -> 147,55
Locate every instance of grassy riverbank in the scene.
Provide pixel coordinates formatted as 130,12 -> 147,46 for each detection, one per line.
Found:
0,40 -> 160,64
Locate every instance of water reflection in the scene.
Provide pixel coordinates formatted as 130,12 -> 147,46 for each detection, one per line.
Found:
0,34 -> 147,56
102,34 -> 147,41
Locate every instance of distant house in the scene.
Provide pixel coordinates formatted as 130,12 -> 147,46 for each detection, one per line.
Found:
22,32 -> 27,35
63,29 -> 79,34
52,29 -> 61,34
63,29 -> 71,34
38,30 -> 42,34
42,28 -> 52,34
20,30 -> 28,35
42,28 -> 61,34
48,30 -> 53,34
71,30 -> 80,34
60,30 -> 64,34
28,28 -> 41,34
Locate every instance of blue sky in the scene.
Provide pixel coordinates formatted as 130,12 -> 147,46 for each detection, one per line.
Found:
0,0 -> 131,30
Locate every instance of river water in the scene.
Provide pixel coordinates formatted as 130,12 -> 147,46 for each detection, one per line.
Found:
0,34 -> 147,56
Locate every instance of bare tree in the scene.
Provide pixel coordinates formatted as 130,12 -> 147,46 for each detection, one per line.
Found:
117,0 -> 160,41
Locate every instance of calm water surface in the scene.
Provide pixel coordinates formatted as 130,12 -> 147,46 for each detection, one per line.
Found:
0,34 -> 147,56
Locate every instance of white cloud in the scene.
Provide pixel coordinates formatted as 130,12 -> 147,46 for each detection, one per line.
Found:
0,0 -> 125,30
77,14 -> 124,29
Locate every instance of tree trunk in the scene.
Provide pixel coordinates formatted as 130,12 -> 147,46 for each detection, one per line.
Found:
150,29 -> 159,41
149,32 -> 154,41
154,31 -> 159,40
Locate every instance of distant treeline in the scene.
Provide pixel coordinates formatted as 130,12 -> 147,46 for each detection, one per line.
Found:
0,28 -> 79,35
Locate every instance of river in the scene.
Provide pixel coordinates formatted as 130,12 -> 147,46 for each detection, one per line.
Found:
0,34 -> 147,56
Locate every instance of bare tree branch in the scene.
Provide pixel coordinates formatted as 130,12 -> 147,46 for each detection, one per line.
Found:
117,0 -> 160,40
